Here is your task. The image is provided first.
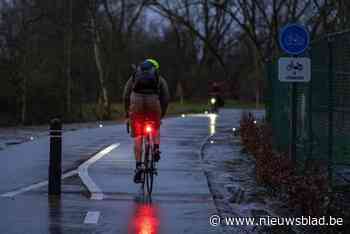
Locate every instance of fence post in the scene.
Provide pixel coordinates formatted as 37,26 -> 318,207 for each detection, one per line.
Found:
49,118 -> 62,196
327,36 -> 334,187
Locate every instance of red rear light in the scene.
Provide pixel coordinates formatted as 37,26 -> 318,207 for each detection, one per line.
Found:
145,125 -> 152,133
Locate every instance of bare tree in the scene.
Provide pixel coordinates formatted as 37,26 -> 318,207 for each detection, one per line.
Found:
64,0 -> 73,120
87,0 -> 111,119
209,0 -> 318,105
0,0 -> 45,124
151,0 -> 236,79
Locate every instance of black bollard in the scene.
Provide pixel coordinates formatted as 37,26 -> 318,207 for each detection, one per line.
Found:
49,118 -> 62,196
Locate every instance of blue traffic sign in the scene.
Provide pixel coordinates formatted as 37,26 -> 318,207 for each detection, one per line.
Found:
279,24 -> 310,55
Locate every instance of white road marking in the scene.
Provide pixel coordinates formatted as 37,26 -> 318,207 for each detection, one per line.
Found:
84,211 -> 100,224
78,143 -> 120,200
0,143 -> 119,198
0,170 -> 78,198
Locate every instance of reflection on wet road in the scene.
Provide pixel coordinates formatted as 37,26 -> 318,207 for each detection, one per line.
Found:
209,114 -> 217,136
130,200 -> 160,234
49,197 -> 62,234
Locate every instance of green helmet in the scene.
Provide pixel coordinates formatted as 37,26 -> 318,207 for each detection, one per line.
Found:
146,58 -> 160,70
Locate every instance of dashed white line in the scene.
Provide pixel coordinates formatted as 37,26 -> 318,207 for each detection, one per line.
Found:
84,211 -> 100,224
78,143 -> 120,200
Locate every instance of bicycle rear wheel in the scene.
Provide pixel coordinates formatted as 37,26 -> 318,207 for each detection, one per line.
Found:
141,138 -> 153,195
145,160 -> 154,194
145,137 -> 155,195
141,137 -> 150,190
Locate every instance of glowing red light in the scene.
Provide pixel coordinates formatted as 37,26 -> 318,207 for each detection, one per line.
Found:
132,205 -> 159,234
145,125 -> 152,133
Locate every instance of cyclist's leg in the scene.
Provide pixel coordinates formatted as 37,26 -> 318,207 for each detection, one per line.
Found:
134,136 -> 143,165
131,119 -> 144,183
133,135 -> 144,183
144,95 -> 161,161
130,114 -> 143,163
154,131 -> 160,145
130,95 -> 145,183
153,130 -> 161,162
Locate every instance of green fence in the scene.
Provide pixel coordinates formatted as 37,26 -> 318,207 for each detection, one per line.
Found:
266,30 -> 350,187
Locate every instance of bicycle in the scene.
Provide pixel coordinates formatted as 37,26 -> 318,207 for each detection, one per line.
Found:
127,119 -> 158,195
141,121 -> 158,194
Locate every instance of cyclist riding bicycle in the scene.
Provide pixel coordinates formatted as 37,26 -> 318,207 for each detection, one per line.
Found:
123,59 -> 170,183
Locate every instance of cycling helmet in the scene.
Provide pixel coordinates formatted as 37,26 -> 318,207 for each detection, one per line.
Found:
146,59 -> 160,70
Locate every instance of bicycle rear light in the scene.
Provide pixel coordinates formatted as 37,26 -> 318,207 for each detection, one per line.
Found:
145,125 -> 153,133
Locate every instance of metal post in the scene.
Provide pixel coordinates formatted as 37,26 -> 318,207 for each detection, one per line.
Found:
308,48 -> 314,161
327,37 -> 334,187
288,54 -> 298,163
49,118 -> 62,195
290,83 -> 297,163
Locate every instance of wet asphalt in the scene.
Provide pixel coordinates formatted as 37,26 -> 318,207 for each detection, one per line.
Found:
0,109 -> 261,234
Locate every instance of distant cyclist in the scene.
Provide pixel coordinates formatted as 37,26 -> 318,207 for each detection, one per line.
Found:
123,59 -> 170,183
209,81 -> 225,109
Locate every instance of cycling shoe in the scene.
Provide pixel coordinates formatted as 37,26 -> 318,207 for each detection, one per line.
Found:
133,168 -> 143,184
154,150 -> 161,162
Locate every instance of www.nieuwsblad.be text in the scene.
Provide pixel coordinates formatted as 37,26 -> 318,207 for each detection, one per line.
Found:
209,215 -> 344,227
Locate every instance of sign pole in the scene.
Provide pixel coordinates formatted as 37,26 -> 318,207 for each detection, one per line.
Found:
290,53 -> 298,163
290,82 -> 297,162
279,24 -> 310,163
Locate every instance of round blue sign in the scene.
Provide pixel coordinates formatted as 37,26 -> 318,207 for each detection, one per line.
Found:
279,24 -> 310,55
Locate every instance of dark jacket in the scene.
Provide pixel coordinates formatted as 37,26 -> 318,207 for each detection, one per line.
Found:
123,76 -> 170,118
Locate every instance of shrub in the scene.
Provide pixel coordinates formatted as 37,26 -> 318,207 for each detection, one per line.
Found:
239,112 -> 329,216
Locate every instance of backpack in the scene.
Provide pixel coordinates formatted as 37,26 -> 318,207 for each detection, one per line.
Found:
132,62 -> 160,94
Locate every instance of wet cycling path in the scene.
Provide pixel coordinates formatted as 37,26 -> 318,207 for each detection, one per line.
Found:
0,109 -> 267,234
1,113 -> 232,234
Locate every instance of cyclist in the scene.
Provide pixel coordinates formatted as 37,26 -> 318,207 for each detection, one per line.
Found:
123,59 -> 170,183
209,81 -> 225,109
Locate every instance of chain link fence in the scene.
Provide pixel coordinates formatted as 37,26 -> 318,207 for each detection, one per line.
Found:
266,30 -> 350,188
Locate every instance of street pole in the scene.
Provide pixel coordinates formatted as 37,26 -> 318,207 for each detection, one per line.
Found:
308,48 -> 314,163
49,118 -> 62,196
290,82 -> 297,163
290,54 -> 298,163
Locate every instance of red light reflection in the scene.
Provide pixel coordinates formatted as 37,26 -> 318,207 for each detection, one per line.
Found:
130,204 -> 159,234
